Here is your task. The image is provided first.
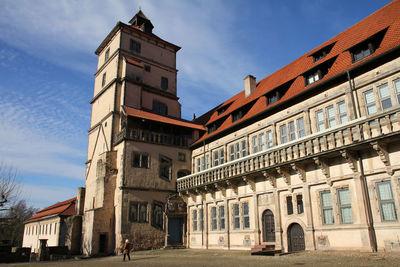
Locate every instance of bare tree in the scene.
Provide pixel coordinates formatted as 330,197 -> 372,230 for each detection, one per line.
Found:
0,163 -> 20,211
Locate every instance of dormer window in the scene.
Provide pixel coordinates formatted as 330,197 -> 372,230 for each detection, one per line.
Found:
265,79 -> 294,105
232,110 -> 243,122
349,27 -> 387,63
303,56 -> 337,86
217,102 -> 232,115
310,42 -> 335,63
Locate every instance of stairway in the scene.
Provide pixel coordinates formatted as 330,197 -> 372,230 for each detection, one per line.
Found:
250,244 -> 282,256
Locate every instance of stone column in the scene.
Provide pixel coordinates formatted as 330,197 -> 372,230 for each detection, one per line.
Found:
225,198 -> 230,249
303,184 -> 316,250
252,193 -> 260,245
273,189 -> 283,251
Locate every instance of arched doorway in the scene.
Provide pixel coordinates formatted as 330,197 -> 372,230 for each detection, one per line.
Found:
288,223 -> 305,252
262,210 -> 275,242
166,194 -> 187,247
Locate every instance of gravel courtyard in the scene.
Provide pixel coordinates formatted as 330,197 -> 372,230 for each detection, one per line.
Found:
3,249 -> 400,267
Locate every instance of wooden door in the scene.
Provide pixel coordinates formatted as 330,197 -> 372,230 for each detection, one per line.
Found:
262,210 -> 275,242
288,223 -> 305,252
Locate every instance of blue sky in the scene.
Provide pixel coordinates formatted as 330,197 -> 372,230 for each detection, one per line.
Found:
0,0 -> 391,209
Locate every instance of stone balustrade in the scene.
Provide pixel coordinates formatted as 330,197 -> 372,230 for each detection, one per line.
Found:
177,107 -> 400,192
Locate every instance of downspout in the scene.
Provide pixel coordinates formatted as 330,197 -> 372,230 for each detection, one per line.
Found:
347,70 -> 377,252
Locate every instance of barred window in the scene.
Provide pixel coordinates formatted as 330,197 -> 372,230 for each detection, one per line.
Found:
243,202 -> 250,229
378,83 -> 392,110
211,207 -> 217,231
129,202 -> 148,223
338,188 -> 353,224
193,210 -> 198,231
297,194 -> 304,214
152,203 -> 164,230
219,206 -> 225,230
233,204 -> 240,229
287,196 -> 293,215
377,181 -> 397,221
321,191 -> 334,225
364,89 -> 377,115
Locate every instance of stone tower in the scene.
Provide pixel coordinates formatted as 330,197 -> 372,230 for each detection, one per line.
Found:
82,11 -> 204,255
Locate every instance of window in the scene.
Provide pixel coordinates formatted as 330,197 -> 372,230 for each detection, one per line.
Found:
130,39 -> 141,53
144,65 -> 151,72
364,89 -> 377,115
321,191 -> 334,225
161,77 -> 168,90
311,43 -> 335,62
287,196 -> 293,215
178,152 -> 186,162
205,155 -> 210,169
377,181 -> 397,221
220,149 -> 225,165
235,143 -> 240,159
230,145 -> 235,161
306,71 -> 320,85
252,135 -> 258,153
338,188 -> 353,224
211,207 -> 217,231
129,202 -> 148,223
193,210 -> 198,231
243,202 -> 250,229
394,79 -> 400,104
199,208 -> 204,231
132,152 -> 149,168
233,204 -> 240,229
49,224 -> 52,235
378,83 -> 392,110
159,155 -> 172,180
152,203 -> 164,229
197,158 -> 200,172
102,72 -> 106,87
104,48 -> 110,62
241,141 -> 247,157
260,133 -> 265,151
153,101 -> 168,116
316,110 -> 325,131
219,206 -> 225,230
326,105 -> 336,128
232,110 -> 243,122
266,130 -> 273,148
297,195 -> 304,214
289,121 -> 296,141
213,151 -> 219,167
201,157 -> 205,171
352,45 -> 372,62
337,101 -> 348,124
297,117 -> 305,138
280,124 -> 287,144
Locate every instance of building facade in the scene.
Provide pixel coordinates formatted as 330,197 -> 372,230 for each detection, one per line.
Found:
82,11 -> 204,255
22,196 -> 82,254
177,1 -> 400,253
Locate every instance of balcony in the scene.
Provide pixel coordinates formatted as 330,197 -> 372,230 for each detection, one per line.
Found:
177,107 -> 400,192
114,127 -> 190,147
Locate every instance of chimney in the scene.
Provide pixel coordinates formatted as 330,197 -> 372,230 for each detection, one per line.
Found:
244,75 -> 256,97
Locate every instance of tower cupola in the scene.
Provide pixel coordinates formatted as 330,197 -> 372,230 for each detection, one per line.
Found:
129,10 -> 154,34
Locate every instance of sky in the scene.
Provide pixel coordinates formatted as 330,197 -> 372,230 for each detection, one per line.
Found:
0,0 -> 391,209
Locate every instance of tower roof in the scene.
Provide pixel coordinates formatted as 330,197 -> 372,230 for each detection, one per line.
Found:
129,10 -> 154,33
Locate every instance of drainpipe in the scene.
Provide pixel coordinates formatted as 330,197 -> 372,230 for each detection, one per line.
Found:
357,151 -> 377,252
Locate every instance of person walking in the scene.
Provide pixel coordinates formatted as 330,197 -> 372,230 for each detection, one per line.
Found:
122,239 -> 132,261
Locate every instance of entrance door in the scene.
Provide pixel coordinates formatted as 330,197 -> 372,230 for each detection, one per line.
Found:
288,223 -> 305,252
262,210 -> 275,242
168,217 -> 183,245
99,234 -> 106,253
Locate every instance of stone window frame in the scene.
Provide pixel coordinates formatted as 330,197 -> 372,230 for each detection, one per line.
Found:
295,193 -> 304,214
159,154 -> 172,181
129,201 -> 148,223
152,201 -> 164,230
231,201 -> 250,231
336,187 -> 354,224
393,78 -> 400,104
277,115 -> 306,145
210,206 -> 218,231
218,205 -> 226,231
316,188 -> 335,226
192,209 -> 198,232
371,178 -> 399,223
132,152 -> 150,169
228,138 -> 247,162
211,147 -> 224,167
101,72 -> 106,87
104,47 -> 110,62
311,98 -> 347,133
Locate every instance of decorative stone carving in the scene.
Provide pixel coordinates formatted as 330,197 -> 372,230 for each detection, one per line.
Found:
276,166 -> 291,185
262,170 -> 276,187
371,141 -> 393,175
291,163 -> 306,182
340,149 -> 358,173
226,180 -> 238,195
242,175 -> 256,192
214,183 -> 226,197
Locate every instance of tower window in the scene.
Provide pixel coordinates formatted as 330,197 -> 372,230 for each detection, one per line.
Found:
161,77 -> 168,90
104,48 -> 110,62
102,72 -> 106,87
153,101 -> 168,116
130,39 -> 141,53
145,65 -> 151,72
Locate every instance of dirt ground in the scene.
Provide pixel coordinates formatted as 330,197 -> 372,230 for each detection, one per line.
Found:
3,249 -> 400,267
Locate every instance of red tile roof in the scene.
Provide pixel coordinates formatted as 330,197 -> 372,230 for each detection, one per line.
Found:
125,57 -> 143,68
193,1 -> 400,146
123,106 -> 206,130
24,197 -> 76,224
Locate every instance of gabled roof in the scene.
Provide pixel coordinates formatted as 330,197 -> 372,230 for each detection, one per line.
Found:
123,106 -> 206,131
193,0 -> 400,146
24,198 -> 76,224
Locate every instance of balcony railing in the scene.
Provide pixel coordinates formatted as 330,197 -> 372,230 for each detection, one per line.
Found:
115,128 -> 191,147
177,107 -> 400,192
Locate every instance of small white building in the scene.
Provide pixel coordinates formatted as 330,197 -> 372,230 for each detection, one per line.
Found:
22,197 -> 79,253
